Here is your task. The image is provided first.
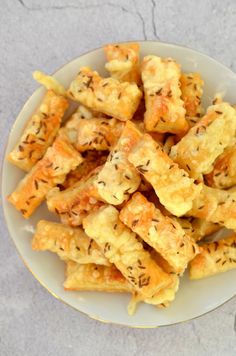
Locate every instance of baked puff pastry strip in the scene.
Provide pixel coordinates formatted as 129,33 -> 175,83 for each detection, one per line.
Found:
141,55 -> 188,134
189,234 -> 236,279
173,217 -> 194,235
128,253 -> 180,315
32,71 -> 67,96
62,151 -> 108,189
32,220 -> 109,266
163,135 -> 175,155
205,145 -> 236,189
170,103 -> 236,180
8,135 -> 83,218
120,192 -> 199,274
8,90 -> 69,172
188,185 -> 236,230
180,72 -> 204,127
64,261 -> 132,293
104,42 -> 140,83
63,113 -> 124,152
191,219 -> 221,241
128,133 -> 202,216
46,166 -> 103,227
170,217 -> 220,242
83,205 -> 172,298
67,67 -> 142,121
94,121 -> 141,205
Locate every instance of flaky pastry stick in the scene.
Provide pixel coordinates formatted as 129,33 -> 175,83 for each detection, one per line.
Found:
104,42 -> 140,83
163,135 -> 175,155
180,72 -> 204,127
8,90 -> 68,172
67,67 -> 142,121
46,166 -> 103,226
63,113 -> 124,152
32,220 -> 109,266
188,185 -> 236,230
142,55 -> 188,134
83,205 -> 172,298
170,102 -> 236,179
94,121 -> 141,205
8,135 -> 82,218
62,151 -> 107,189
120,192 -> 199,274
128,252 -> 180,314
64,261 -> 132,293
189,234 -> 236,279
128,133 -> 202,216
33,71 -> 67,96
205,145 -> 236,189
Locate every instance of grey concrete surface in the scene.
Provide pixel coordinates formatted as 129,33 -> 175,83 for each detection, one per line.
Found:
0,0 -> 236,355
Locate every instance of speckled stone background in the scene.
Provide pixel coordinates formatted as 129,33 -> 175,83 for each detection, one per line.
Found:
0,1 -> 236,355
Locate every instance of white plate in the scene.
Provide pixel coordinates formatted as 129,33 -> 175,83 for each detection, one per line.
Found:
2,41 -> 236,328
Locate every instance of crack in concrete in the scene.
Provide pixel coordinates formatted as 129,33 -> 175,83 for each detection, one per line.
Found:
17,0 -> 125,12
17,0 -> 25,7
191,322 -> 201,345
17,0 -> 147,40
191,322 -> 206,350
131,0 -> 147,40
133,11 -> 147,40
234,313 -> 236,333
150,0 -> 160,40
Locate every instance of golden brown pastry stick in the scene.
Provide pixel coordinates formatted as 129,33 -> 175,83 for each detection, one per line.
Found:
94,121 -> 141,205
228,186 -> 236,193
46,166 -> 103,226
67,67 -> 142,121
188,185 -> 236,230
64,261 -> 132,293
205,145 -> 236,189
133,113 -> 166,144
120,193 -> 199,273
174,217 -> 194,235
62,151 -> 108,189
72,104 -> 95,120
127,252 -> 180,314
64,259 -> 177,315
8,135 -> 83,218
32,220 -> 109,266
8,90 -> 68,172
163,135 -> 175,155
104,43 -> 140,83
83,205 -> 172,298
141,55 -> 188,134
189,234 -> 236,279
33,71 -> 67,96
128,278 -> 179,313
212,93 -> 223,105
60,104 -> 108,145
171,217 -> 220,242
180,72 -> 204,127
191,219 -> 221,241
63,113 -> 124,152
170,103 -> 236,179
128,133 -> 202,216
